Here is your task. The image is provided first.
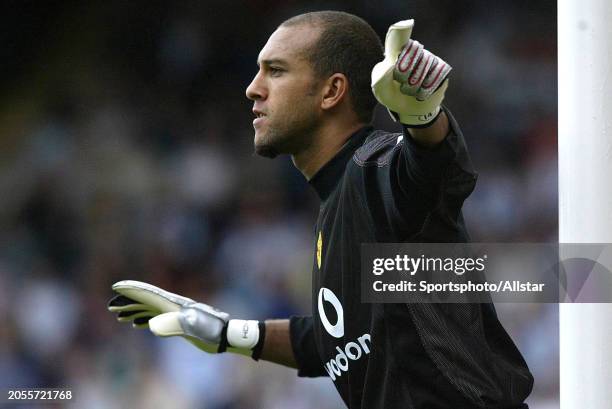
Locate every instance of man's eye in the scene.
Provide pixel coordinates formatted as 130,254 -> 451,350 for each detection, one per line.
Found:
269,67 -> 284,76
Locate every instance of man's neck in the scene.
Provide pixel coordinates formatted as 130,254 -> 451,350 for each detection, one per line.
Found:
292,121 -> 366,180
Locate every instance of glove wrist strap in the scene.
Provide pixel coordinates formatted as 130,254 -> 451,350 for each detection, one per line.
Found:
217,323 -> 230,353
400,106 -> 443,128
226,319 -> 260,348
219,319 -> 264,358
251,321 -> 266,361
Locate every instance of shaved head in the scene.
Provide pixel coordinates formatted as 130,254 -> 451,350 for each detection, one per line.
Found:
280,11 -> 383,123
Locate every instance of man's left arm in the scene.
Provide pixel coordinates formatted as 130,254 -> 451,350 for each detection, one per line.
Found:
369,20 -> 477,240
371,20 -> 478,187
407,110 -> 449,148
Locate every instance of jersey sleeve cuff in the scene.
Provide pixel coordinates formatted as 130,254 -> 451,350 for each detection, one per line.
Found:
290,315 -> 328,378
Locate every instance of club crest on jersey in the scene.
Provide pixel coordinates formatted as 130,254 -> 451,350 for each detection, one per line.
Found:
316,231 -> 323,269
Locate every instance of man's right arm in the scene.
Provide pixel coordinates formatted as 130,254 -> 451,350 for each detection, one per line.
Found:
260,319 -> 298,368
108,281 -> 327,377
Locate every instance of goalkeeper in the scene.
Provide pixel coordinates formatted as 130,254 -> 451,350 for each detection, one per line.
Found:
109,11 -> 533,409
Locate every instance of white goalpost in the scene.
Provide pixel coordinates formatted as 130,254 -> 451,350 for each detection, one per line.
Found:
558,0 -> 612,407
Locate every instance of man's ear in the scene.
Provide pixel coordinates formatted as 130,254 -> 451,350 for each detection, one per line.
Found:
321,73 -> 349,111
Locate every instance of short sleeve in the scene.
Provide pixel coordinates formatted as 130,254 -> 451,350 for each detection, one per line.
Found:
289,315 -> 328,377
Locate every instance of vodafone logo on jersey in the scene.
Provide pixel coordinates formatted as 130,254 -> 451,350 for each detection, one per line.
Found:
318,287 -> 372,381
318,288 -> 344,338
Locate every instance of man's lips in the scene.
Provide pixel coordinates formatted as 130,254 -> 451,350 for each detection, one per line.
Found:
253,116 -> 266,127
253,108 -> 266,117
253,109 -> 267,127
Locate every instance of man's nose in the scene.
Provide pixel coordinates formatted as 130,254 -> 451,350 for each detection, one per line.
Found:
246,72 -> 266,101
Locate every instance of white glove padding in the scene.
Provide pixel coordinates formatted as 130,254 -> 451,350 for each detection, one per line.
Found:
108,280 -> 261,356
371,20 -> 451,127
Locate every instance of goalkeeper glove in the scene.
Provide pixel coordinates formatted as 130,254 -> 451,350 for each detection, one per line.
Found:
371,19 -> 452,127
107,280 -> 265,358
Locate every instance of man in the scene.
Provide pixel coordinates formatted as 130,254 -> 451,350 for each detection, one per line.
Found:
108,11 -> 533,408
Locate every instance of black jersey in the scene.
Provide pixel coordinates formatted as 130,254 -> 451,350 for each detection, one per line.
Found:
289,109 -> 533,409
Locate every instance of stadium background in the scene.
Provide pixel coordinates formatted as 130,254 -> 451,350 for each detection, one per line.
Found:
0,1 -> 557,408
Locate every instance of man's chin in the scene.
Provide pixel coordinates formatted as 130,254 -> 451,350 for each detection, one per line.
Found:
254,130 -> 282,158
254,143 -> 280,159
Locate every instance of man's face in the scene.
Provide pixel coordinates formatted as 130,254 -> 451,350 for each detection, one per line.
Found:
246,25 -> 322,158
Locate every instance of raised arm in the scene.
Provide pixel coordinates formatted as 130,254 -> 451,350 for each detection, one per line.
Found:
407,110 -> 449,148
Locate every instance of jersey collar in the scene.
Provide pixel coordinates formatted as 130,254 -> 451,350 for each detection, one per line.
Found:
308,126 -> 373,201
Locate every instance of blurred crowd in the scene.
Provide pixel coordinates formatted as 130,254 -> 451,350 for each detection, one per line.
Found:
0,1 -> 557,408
